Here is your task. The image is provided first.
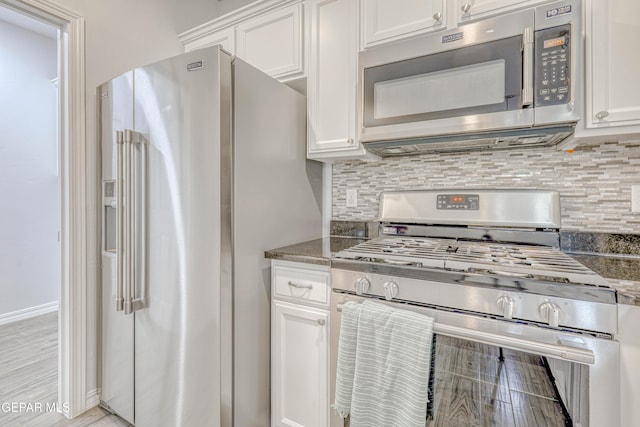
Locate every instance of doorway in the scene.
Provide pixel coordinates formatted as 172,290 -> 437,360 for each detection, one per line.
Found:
0,8 -> 60,424
0,0 -> 87,420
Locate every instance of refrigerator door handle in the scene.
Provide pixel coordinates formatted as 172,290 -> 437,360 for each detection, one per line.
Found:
133,131 -> 148,312
123,129 -> 133,315
115,130 -> 125,312
124,129 -> 148,315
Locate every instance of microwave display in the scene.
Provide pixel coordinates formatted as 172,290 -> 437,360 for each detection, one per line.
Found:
535,25 -> 571,107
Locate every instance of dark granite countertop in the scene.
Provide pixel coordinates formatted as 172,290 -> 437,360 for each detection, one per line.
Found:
264,237 -> 366,266
266,222 -> 640,306
568,253 -> 640,305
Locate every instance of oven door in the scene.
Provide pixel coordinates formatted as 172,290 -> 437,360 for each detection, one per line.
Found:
329,292 -> 619,427
358,9 -> 535,144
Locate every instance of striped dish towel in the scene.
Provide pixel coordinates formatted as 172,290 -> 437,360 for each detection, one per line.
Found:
333,300 -> 434,427
332,301 -> 362,418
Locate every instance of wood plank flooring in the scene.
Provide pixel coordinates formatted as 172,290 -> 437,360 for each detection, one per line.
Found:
429,335 -> 570,427
3,314 -> 570,426
0,313 -> 130,427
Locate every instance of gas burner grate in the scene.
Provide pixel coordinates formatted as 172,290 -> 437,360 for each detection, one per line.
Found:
335,236 -> 609,287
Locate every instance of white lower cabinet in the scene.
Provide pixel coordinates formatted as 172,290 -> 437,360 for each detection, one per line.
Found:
271,260 -> 330,427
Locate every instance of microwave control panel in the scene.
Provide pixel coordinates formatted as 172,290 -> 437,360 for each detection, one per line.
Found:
534,24 -> 571,107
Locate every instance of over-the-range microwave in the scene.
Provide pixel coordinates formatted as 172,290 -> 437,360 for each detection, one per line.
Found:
358,0 -> 582,156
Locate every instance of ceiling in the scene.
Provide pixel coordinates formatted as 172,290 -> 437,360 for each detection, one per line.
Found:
0,5 -> 57,39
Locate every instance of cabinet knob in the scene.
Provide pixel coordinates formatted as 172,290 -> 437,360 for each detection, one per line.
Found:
461,3 -> 472,13
433,12 -> 442,21
317,319 -> 326,326
595,111 -> 609,120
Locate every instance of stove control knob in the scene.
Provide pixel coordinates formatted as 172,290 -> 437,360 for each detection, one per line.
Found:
383,281 -> 399,300
355,278 -> 370,295
497,296 -> 514,319
539,302 -> 560,327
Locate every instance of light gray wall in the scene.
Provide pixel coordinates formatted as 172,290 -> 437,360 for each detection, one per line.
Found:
332,140 -> 640,233
0,20 -> 59,317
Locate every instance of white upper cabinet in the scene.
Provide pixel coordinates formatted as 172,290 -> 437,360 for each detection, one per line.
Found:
361,0 -> 445,49
236,3 -> 305,80
182,27 -> 235,54
178,0 -> 305,82
455,0 -> 545,24
307,0 -> 374,160
578,0 -> 640,137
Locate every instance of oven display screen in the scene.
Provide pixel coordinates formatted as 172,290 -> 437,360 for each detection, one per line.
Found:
437,194 -> 479,210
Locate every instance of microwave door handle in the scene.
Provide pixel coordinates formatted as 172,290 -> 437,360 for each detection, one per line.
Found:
522,27 -> 534,107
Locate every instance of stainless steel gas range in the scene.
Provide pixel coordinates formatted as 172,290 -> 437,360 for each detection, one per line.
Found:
329,189 -> 619,427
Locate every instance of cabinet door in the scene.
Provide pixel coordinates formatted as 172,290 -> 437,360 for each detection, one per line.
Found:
183,27 -> 234,54
307,0 -> 374,161
456,0 -> 545,23
272,300 -> 329,427
235,3 -> 304,80
361,0 -> 445,49
587,0 -> 640,129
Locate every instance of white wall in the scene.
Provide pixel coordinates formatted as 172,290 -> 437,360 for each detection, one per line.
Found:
0,20 -> 59,318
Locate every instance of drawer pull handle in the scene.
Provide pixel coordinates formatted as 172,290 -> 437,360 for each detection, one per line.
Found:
288,281 -> 313,290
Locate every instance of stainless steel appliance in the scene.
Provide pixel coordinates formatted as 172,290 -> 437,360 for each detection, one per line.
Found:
99,46 -> 322,427
330,189 -> 619,426
358,0 -> 582,156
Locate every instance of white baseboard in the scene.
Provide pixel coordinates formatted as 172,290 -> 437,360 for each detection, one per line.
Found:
0,301 -> 59,325
86,388 -> 100,408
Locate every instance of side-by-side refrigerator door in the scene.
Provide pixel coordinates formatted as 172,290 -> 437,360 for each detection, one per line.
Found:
99,72 -> 135,425
132,47 -> 228,427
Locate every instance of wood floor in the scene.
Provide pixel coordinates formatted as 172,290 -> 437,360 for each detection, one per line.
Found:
0,312 -> 129,427
429,335 -> 570,427
3,313 -> 570,426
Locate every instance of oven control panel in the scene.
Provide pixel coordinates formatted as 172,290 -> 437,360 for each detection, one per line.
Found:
437,194 -> 479,210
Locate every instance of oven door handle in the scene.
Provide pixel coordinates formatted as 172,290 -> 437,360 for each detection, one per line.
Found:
335,302 -> 594,364
436,323 -> 595,364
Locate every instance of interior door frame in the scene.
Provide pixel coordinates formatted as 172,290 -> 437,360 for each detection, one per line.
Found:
0,0 -> 87,418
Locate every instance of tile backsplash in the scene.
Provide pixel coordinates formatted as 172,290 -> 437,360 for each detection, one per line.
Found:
332,140 -> 640,233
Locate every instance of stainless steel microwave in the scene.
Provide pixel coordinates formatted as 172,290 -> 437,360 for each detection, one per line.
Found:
358,0 -> 582,156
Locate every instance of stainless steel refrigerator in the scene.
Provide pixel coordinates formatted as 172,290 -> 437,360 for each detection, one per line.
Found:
98,46 -> 322,427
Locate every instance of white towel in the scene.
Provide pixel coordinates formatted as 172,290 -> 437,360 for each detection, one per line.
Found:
332,301 -> 362,418
333,300 -> 434,427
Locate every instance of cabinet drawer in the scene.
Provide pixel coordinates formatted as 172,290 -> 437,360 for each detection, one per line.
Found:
273,263 -> 330,306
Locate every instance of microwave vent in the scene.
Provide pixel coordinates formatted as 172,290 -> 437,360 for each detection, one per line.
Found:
363,125 -> 575,157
